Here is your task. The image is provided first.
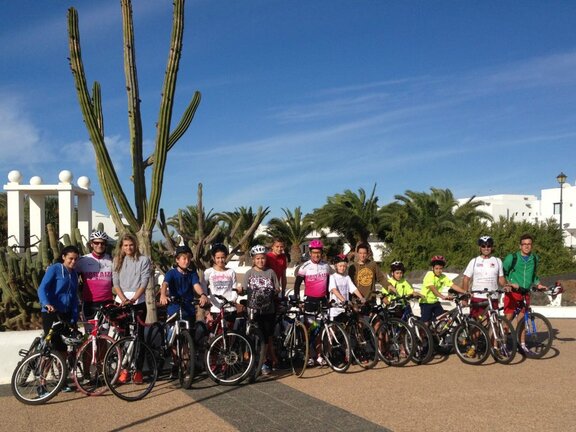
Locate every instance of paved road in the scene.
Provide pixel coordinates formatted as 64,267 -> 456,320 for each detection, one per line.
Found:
2,319 -> 575,432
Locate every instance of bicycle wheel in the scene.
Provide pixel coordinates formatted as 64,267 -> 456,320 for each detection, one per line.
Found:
177,329 -> 195,389
103,336 -> 158,401
376,318 -> 414,367
489,316 -> 517,364
205,332 -> 254,385
516,312 -> 553,359
321,322 -> 351,373
453,320 -> 491,365
410,320 -> 434,365
11,351 -> 67,405
245,325 -> 266,383
288,321 -> 309,377
73,334 -> 116,396
348,318 -> 378,369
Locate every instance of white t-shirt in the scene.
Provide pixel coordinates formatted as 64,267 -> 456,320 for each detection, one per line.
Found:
328,273 -> 358,318
463,256 -> 504,299
203,267 -> 238,313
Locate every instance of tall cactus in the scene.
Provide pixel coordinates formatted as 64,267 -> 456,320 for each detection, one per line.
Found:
67,0 -> 201,322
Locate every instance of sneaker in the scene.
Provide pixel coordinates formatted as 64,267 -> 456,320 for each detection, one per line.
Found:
61,384 -> 75,393
316,355 -> 327,366
117,369 -> 129,384
466,347 -> 476,358
170,365 -> 179,380
132,371 -> 144,384
37,385 -> 48,397
307,358 -> 316,367
520,344 -> 534,356
261,364 -> 272,375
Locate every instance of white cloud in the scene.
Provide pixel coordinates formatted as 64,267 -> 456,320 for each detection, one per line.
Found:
0,96 -> 44,163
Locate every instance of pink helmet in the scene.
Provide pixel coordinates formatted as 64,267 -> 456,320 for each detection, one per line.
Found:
309,239 -> 324,251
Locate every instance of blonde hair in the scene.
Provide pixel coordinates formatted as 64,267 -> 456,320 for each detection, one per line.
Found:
114,232 -> 142,272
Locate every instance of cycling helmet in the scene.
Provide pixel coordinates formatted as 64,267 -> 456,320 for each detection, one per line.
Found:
334,254 -> 348,264
211,243 -> 228,256
430,255 -> 446,266
61,329 -> 84,347
309,239 -> 323,251
551,282 -> 564,297
390,261 -> 405,272
175,245 -> 192,256
90,230 -> 110,242
478,235 -> 494,247
250,245 -> 267,256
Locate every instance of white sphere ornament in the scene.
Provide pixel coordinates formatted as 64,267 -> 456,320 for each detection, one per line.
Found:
30,176 -> 43,185
59,170 -> 73,184
77,176 -> 91,189
8,170 -> 23,184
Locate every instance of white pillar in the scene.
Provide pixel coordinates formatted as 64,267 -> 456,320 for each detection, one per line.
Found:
6,190 -> 25,249
29,194 -> 45,252
77,194 -> 92,244
58,189 -> 74,241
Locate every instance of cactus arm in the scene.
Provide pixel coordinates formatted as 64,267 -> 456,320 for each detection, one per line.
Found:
144,0 -> 185,233
143,91 -> 202,168
67,7 -> 138,229
120,0 -> 146,224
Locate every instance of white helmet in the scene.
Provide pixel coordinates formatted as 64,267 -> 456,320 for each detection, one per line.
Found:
90,230 -> 110,242
250,245 -> 267,256
550,282 -> 564,297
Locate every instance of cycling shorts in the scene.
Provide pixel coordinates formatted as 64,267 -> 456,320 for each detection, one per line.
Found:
503,291 -> 530,315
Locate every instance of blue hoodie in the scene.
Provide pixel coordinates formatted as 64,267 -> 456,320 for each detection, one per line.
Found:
38,263 -> 79,323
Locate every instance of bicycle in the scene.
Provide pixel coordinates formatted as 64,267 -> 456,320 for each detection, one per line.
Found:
146,296 -> 198,389
428,290 -> 491,365
386,293 -> 435,365
72,304 -> 124,396
309,301 -> 351,373
338,300 -> 378,369
102,303 -> 158,401
11,319 -> 83,405
237,305 -> 267,383
273,296 -> 309,377
369,296 -> 415,367
204,294 -> 255,385
508,286 -> 554,358
470,288 -> 517,364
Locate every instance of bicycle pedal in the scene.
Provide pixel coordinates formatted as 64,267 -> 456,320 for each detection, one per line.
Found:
18,349 -> 29,358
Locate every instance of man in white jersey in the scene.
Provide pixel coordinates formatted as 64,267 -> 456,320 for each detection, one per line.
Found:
461,235 -> 507,319
76,231 -> 114,319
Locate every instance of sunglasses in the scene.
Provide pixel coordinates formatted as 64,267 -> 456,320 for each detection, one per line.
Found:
92,241 -> 106,246
479,243 -> 493,248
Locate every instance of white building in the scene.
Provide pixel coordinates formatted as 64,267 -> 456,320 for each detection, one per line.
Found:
458,181 -> 576,248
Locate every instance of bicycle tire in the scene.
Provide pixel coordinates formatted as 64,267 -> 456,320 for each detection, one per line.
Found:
205,332 -> 254,385
410,320 -> 434,365
321,322 -> 351,373
516,312 -> 553,359
348,318 -> 378,369
489,316 -> 517,364
103,336 -> 158,401
73,334 -> 116,396
246,326 -> 266,383
11,351 -> 67,405
288,321 -> 309,377
177,329 -> 195,389
453,320 -> 491,365
376,318 -> 414,367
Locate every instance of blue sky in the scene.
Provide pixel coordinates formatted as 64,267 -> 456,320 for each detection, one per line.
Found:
1,0 -> 575,223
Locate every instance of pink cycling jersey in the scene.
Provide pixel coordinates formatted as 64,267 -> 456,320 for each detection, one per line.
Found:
75,253 -> 114,302
297,260 -> 331,298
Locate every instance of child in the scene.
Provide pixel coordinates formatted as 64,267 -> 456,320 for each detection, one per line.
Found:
419,255 -> 466,323
266,238 -> 288,298
329,254 -> 365,320
238,245 -> 280,375
203,243 -> 238,322
159,245 -> 208,378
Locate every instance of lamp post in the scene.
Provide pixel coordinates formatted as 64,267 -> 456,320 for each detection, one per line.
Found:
556,172 -> 567,229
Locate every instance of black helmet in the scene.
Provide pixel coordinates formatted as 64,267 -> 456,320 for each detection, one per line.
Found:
390,261 -> 405,272
175,245 -> 192,256
478,235 -> 494,247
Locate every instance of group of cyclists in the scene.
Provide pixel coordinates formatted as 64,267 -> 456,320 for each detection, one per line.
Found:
18,229 -> 560,403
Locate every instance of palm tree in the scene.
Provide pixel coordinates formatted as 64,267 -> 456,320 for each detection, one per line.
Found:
217,206 -> 270,265
312,185 -> 384,250
266,207 -> 315,266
